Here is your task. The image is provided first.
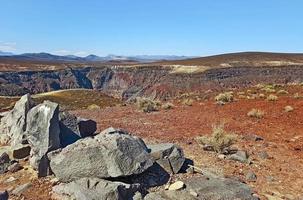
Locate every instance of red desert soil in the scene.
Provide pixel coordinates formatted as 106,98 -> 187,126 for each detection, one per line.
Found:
1,86 -> 303,199
73,95 -> 303,199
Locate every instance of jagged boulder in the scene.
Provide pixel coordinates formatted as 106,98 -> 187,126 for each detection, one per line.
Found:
0,94 -> 34,146
26,101 -> 61,177
52,178 -> 141,200
59,111 -> 97,147
147,143 -> 185,174
48,127 -> 154,182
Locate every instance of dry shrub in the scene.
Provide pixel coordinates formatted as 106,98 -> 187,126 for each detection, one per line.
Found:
259,93 -> 265,98
162,102 -> 174,110
238,95 -> 246,99
277,90 -> 288,95
261,85 -> 276,93
182,98 -> 194,106
196,124 -> 236,153
87,104 -> 100,110
247,109 -> 264,119
136,97 -> 160,112
215,92 -> 234,103
267,94 -> 278,101
284,105 -> 294,112
237,91 -> 245,95
293,93 -> 303,99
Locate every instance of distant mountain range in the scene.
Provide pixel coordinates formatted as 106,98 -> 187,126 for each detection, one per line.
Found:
0,51 -> 14,56
0,52 -> 194,63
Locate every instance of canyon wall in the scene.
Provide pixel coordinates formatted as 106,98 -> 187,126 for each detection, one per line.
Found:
1,65 -> 303,99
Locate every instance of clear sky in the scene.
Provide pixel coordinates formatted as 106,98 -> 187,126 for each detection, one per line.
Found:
0,0 -> 302,56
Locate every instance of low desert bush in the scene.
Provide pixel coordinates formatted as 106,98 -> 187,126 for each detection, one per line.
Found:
196,124 -> 236,153
182,98 -> 193,106
258,93 -> 265,98
87,104 -> 100,110
267,94 -> 278,101
284,105 -> 294,112
215,92 -> 234,103
293,93 -> 303,99
247,109 -> 264,119
162,102 -> 174,110
277,89 -> 288,95
136,97 -> 160,112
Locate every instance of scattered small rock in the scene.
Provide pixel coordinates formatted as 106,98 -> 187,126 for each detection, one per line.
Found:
8,162 -> 23,173
189,189 -> 198,197
242,134 -> 264,142
0,153 -> 10,164
168,181 -> 185,191
12,182 -> 32,196
218,154 -> 226,160
245,171 -> 257,182
227,150 -> 249,163
258,151 -> 269,159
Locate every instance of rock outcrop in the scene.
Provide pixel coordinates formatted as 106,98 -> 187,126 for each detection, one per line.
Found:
48,127 -> 154,182
52,178 -> 141,200
26,101 -> 61,177
0,94 -> 34,145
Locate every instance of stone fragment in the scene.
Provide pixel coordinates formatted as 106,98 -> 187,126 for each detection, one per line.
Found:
168,181 -> 185,191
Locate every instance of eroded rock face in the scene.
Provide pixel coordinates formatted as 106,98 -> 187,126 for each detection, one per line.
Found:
26,101 -> 61,177
147,143 -> 185,174
0,94 -> 34,146
48,127 -> 154,182
52,178 -> 141,200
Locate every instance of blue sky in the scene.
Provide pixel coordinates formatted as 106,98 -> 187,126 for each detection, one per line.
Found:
0,0 -> 302,56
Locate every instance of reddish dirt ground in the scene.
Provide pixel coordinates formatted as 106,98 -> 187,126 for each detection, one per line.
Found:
72,94 -> 303,199
1,86 -> 303,199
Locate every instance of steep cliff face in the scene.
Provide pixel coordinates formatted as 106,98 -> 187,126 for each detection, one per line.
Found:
1,65 -> 303,99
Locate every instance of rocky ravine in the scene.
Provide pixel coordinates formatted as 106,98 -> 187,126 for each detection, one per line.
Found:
0,94 -> 259,200
1,65 -> 303,99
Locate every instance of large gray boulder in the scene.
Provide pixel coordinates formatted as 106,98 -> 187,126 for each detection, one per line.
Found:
147,143 -> 185,174
183,176 -> 258,200
48,127 -> 154,182
0,94 -> 34,145
52,178 -> 141,200
26,101 -> 61,177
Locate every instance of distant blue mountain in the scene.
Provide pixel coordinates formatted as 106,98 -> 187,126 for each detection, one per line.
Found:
0,52 -> 194,63
0,51 -> 14,56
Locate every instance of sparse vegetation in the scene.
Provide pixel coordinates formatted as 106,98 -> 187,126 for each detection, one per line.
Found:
162,102 -> 174,110
277,89 -> 288,95
259,93 -> 265,98
87,104 -> 101,110
293,93 -> 303,99
284,105 -> 294,112
136,97 -> 160,113
247,109 -> 264,119
196,124 -> 236,153
215,92 -> 234,103
267,94 -> 278,101
182,98 -> 194,106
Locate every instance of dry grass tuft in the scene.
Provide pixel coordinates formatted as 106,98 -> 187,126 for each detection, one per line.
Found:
162,102 -> 174,110
182,98 -> 194,106
215,92 -> 234,103
87,104 -> 101,110
267,94 -> 278,101
136,97 -> 160,112
277,90 -> 288,95
247,109 -> 264,119
196,124 -> 236,153
284,105 -> 294,112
